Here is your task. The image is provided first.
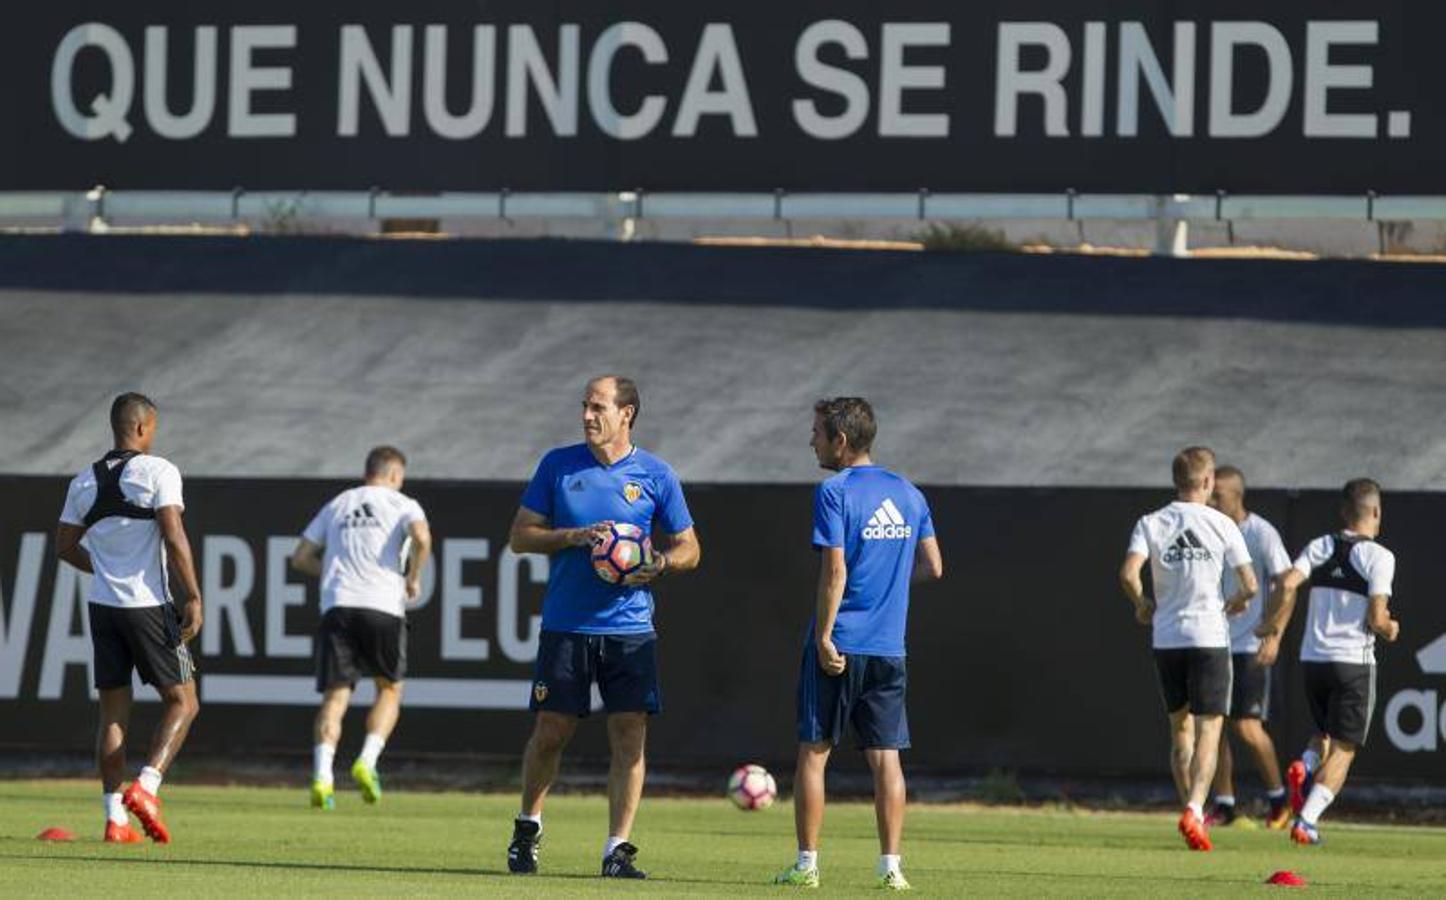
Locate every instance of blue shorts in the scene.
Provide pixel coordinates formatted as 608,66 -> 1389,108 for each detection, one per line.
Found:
529,630 -> 661,717
796,643 -> 910,750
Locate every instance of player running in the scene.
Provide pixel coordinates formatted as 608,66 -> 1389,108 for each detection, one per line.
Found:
775,398 -> 943,891
54,393 -> 202,844
1205,466 -> 1292,830
505,376 -> 700,879
1255,478 -> 1399,846
290,446 -> 432,810
1119,446 -> 1257,851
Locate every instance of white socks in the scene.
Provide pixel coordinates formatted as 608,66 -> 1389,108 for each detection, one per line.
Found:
1267,787 -> 1286,800
138,766 -> 163,795
1301,784 -> 1336,826
103,792 -> 127,825
791,849 -> 898,875
518,812 -> 542,826
1187,802 -> 1204,821
603,835 -> 626,859
1215,794 -> 1235,808
358,733 -> 386,769
314,743 -> 336,785
316,734 -> 384,783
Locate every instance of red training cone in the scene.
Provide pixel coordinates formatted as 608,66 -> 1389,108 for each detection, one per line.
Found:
1266,870 -> 1307,887
36,826 -> 76,842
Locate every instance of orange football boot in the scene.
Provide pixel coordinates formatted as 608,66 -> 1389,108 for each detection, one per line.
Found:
104,821 -> 144,843
1178,808 -> 1213,851
122,782 -> 170,844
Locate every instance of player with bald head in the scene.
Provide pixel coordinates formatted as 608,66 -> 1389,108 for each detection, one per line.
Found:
1205,466 -> 1292,829
55,392 -> 203,844
1120,446 -> 1257,851
1256,478 -> 1399,845
505,375 -> 701,879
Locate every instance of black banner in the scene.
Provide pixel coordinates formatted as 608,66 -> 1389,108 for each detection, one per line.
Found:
2,2 -> 1444,192
2,475 -> 1443,780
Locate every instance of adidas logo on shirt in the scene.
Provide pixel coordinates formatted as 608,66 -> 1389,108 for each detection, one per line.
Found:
340,503 -> 383,530
862,498 -> 913,540
1162,528 -> 1213,563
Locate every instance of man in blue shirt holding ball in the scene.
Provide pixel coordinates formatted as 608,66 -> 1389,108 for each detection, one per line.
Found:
778,397 -> 943,891
506,375 -> 700,880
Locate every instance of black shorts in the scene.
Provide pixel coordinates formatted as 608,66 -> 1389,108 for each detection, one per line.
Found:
1303,661 -> 1376,747
315,607 -> 407,691
530,630 -> 661,717
89,602 -> 195,690
796,643 -> 910,750
1229,652 -> 1273,721
1154,647 -> 1232,716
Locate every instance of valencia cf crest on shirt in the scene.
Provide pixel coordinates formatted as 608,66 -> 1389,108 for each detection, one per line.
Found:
533,681 -> 549,703
623,481 -> 643,504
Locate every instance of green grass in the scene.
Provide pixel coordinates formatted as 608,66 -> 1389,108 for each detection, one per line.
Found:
2,780 -> 1444,895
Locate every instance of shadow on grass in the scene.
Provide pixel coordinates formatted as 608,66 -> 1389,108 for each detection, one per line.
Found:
0,847 -> 757,886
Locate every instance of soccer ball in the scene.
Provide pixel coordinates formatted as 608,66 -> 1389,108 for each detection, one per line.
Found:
727,764 -> 777,810
591,522 -> 653,584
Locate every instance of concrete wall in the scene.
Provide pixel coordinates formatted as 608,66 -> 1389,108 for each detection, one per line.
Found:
1,235 -> 1443,487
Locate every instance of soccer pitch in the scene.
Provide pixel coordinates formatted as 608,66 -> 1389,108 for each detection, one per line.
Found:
2,781 -> 1444,896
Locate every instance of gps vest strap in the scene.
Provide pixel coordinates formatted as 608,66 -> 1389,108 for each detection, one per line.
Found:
82,450 -> 157,527
1310,531 -> 1371,597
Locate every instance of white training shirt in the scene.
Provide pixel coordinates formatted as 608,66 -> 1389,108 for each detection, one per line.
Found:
1293,532 -> 1396,666
1225,512 -> 1293,654
1128,501 -> 1252,649
58,453 -> 184,608
302,485 -> 427,619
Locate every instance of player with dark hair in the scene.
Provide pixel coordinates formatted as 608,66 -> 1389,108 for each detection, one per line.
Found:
1120,446 -> 1257,851
1256,478 -> 1399,845
1206,465 -> 1292,829
776,397 -> 943,890
506,375 -> 700,879
55,392 -> 203,843
290,446 -> 432,810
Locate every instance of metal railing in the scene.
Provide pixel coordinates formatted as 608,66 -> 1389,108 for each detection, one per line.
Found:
2,189 -> 1441,254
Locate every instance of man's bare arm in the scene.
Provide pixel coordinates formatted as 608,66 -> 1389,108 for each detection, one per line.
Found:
1256,569 -> 1305,637
1119,552 -> 1152,624
815,547 -> 848,675
55,523 -> 93,574
508,507 -> 612,555
912,537 -> 943,583
656,526 -> 700,573
623,526 -> 701,585
157,506 -> 204,642
289,538 -> 324,577
1224,563 -> 1259,616
1367,595 -> 1400,642
1254,568 -> 1306,665
404,520 -> 433,601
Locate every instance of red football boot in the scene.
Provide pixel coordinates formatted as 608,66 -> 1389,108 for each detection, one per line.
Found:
1285,761 -> 1310,816
104,821 -> 144,843
1178,808 -> 1213,851
122,782 -> 170,844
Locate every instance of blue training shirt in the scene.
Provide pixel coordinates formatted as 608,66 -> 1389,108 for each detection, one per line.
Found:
811,466 -> 934,657
520,443 -> 693,634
